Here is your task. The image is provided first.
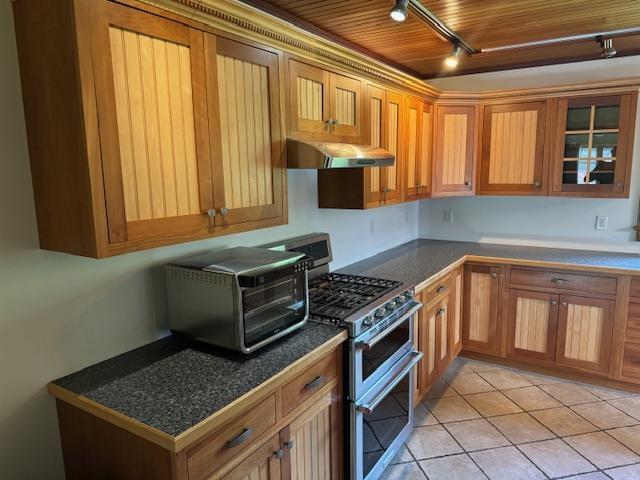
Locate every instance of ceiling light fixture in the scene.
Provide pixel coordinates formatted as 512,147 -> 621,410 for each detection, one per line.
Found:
601,37 -> 617,58
444,43 -> 462,68
390,0 -> 409,22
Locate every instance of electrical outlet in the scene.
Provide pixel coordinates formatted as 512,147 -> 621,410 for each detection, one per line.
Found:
369,219 -> 375,235
595,216 -> 608,231
443,208 -> 454,224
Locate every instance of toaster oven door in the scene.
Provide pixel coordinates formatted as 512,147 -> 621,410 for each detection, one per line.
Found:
241,269 -> 308,349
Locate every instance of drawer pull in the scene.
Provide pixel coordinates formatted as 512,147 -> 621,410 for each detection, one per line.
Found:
550,300 -> 558,305
491,272 -> 498,278
225,427 -> 253,449
436,285 -> 446,294
304,375 -> 325,391
561,301 -> 568,307
551,278 -> 570,284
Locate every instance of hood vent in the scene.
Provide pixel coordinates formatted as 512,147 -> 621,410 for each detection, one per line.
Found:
286,138 -> 395,169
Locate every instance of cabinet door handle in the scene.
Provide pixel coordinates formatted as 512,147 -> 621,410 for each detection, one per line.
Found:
491,272 -> 498,278
550,300 -> 558,305
304,375 -> 325,391
220,207 -> 229,216
436,285 -> 446,294
226,427 -> 253,449
273,449 -> 284,459
550,278 -> 569,284
464,181 -> 471,186
561,301 -> 568,307
534,181 -> 541,188
284,440 -> 294,450
436,307 -> 446,316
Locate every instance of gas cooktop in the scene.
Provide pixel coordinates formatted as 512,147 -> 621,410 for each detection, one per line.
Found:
308,273 -> 403,324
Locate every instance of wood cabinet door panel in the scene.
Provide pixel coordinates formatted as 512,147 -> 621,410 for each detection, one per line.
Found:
220,434 -> 282,480
507,289 -> 558,362
364,84 -> 386,207
480,101 -> 547,194
451,268 -> 463,355
405,97 -> 422,199
462,264 -> 500,355
418,102 -> 433,198
418,294 -> 439,393
433,105 -> 475,196
288,59 -> 329,134
381,91 -> 404,203
437,296 -> 451,373
284,389 -> 341,480
556,295 -> 615,373
92,1 -> 213,244
329,73 -> 362,140
207,37 -> 285,226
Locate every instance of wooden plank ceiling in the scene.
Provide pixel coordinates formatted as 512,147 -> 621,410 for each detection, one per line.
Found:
242,0 -> 640,78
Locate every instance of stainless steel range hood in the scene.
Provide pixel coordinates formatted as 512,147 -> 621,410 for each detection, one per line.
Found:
286,138 -> 395,169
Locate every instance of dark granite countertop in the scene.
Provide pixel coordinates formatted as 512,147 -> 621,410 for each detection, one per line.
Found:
53,322 -> 344,436
339,239 -> 640,287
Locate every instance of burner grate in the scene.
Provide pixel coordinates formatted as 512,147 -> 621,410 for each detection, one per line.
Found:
308,273 -> 402,323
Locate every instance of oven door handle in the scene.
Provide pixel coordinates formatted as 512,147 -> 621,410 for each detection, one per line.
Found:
356,300 -> 422,351
356,350 -> 423,414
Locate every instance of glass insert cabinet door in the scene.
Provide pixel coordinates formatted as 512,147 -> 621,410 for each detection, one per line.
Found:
552,94 -> 636,196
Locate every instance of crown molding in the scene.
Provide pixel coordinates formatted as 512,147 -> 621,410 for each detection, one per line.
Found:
436,77 -> 640,104
138,0 -> 441,100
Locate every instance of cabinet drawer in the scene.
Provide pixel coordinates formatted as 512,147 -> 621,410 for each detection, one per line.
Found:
421,274 -> 452,307
282,349 -> 339,417
627,302 -> 640,341
187,394 -> 277,480
622,342 -> 640,380
630,278 -> 640,300
509,268 -> 617,296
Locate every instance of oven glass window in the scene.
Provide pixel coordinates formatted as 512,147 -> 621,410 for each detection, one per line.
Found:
362,317 -> 411,382
242,270 -> 307,348
363,375 -> 410,477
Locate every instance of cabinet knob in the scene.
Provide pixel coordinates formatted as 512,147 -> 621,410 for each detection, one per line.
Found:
273,449 -> 284,459
561,301 -> 568,307
220,207 -> 229,216
550,300 -> 558,305
464,181 -> 471,186
284,440 -> 294,450
436,307 -> 446,316
205,209 -> 216,218
534,181 -> 541,188
491,272 -> 498,278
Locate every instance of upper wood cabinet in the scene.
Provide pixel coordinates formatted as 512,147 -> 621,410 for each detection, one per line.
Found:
404,97 -> 433,200
550,93 -> 637,197
207,37 -> 285,228
479,102 -> 548,195
288,59 -> 363,143
316,85 -> 404,209
432,105 -> 477,196
14,0 -> 286,257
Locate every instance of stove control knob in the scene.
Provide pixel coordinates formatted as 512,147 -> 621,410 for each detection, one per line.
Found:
403,291 -> 414,301
395,295 -> 406,304
375,308 -> 385,318
363,316 -> 373,327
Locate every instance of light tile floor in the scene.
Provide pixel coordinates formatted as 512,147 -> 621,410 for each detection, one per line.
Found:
382,357 -> 640,480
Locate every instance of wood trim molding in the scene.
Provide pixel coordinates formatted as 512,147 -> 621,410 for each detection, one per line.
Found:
437,77 -> 640,104
134,0 -> 440,100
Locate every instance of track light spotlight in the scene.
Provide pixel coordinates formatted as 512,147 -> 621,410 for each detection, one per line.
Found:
444,43 -> 462,68
601,38 -> 617,58
390,0 -> 409,22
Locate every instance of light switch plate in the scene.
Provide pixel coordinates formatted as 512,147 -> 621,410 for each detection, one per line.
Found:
443,208 -> 454,224
595,216 -> 608,231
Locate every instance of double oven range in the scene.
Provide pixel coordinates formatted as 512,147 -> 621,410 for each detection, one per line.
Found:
264,234 -> 423,480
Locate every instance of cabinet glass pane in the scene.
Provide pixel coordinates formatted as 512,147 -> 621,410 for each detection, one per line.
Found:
590,159 -> 615,184
594,105 -> 620,129
564,134 -> 590,158
592,133 -> 618,158
566,107 -> 591,131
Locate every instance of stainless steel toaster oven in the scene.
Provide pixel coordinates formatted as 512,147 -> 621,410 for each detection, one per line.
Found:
166,247 -> 310,353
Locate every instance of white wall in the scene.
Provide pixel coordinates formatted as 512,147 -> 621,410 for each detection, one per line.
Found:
421,57 -> 640,253
0,3 -> 418,478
